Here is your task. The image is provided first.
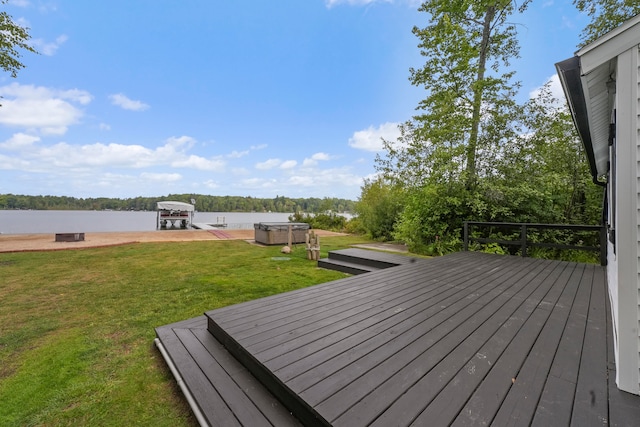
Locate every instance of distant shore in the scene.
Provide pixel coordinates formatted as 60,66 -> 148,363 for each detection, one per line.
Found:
0,229 -> 346,253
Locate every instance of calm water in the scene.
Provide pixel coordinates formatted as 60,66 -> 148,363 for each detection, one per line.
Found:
0,210 -> 293,234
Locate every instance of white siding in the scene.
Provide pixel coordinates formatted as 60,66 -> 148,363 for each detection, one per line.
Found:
613,45 -> 640,394
636,46 -> 640,386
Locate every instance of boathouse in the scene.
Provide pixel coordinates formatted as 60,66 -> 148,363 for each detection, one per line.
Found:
156,201 -> 194,229
556,13 -> 640,395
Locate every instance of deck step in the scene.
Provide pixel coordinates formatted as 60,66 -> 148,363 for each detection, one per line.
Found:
155,316 -> 301,426
317,258 -> 381,275
319,248 -> 420,274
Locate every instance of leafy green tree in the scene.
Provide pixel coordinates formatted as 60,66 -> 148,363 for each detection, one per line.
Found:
372,0 -> 530,250
363,2 -> 606,257
574,0 -> 640,46
355,177 -> 405,240
0,0 -> 37,78
407,0 -> 529,189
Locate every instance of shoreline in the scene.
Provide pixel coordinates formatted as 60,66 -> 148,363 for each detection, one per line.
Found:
0,229 -> 347,253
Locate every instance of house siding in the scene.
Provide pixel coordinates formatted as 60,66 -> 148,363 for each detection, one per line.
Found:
636,46 -> 640,386
610,45 -> 640,394
567,15 -> 640,396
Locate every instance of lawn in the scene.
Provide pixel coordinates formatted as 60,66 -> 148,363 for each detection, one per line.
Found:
0,234 -> 371,426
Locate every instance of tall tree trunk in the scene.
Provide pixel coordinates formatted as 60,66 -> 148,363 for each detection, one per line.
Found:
465,5 -> 495,190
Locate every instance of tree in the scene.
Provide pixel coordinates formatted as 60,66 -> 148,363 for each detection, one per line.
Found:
574,0 -> 640,46
355,177 -> 405,240
361,1 -> 606,257
406,0 -> 529,190
0,0 -> 37,78
371,1 -> 530,250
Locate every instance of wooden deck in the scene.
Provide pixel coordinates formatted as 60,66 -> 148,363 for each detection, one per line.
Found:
156,251 -> 640,426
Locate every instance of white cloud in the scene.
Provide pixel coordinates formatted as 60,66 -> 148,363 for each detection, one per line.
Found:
0,135 -> 225,173
203,179 -> 220,189
280,160 -> 297,169
256,158 -> 281,170
108,93 -> 150,111
529,74 -> 561,99
228,143 -> 268,158
99,123 -> 111,131
237,177 -> 278,189
529,74 -> 567,109
0,133 -> 40,150
0,83 -> 92,135
140,172 -> 182,182
348,122 -> 400,152
228,150 -> 250,158
303,152 -> 332,167
165,135 -> 196,148
0,153 -> 31,170
11,0 -> 30,8
231,167 -> 250,175
311,152 -> 331,161
288,175 -> 315,186
286,166 -> 363,189
32,34 -> 68,56
171,155 -> 225,171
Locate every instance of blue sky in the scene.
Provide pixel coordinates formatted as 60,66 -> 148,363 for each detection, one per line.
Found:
0,0 -> 588,200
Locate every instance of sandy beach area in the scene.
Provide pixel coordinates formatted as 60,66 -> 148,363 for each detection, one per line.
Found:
0,229 -> 346,253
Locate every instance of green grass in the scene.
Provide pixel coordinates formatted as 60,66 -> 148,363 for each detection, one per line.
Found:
0,234 -> 372,426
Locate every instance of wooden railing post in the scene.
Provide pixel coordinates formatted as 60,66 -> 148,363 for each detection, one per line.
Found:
599,225 -> 607,266
463,221 -> 469,251
521,224 -> 528,258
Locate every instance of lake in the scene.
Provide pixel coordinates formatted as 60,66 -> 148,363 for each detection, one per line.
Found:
0,210 -> 293,234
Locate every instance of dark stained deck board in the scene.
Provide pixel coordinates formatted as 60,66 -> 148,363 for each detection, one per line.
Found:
156,323 -> 241,426
569,264 -> 609,427
207,252 -> 632,426
360,262 -> 584,427
210,253 -> 523,388
298,258 -> 560,412
209,251 -> 470,325
155,317 -> 301,427
188,328 -> 302,427
324,260 -> 575,425
221,263 -> 432,340
605,290 -> 640,427
214,252 -> 512,352
531,263 -> 594,427
244,254 -> 512,356
210,252 -> 467,331
263,255 -> 521,375
157,251 -> 640,426
487,262 -> 588,426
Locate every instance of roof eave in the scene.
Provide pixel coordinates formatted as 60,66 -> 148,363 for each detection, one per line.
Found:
555,56 -> 602,185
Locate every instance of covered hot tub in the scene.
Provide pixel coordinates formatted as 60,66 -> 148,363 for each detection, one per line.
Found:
254,222 -> 310,245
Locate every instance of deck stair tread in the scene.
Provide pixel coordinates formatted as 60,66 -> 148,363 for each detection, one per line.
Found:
155,316 -> 301,427
316,257 -> 381,274
318,247 -> 422,275
156,251 -> 640,426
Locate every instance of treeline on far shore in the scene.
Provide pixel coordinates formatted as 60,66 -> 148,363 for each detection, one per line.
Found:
0,193 -> 356,214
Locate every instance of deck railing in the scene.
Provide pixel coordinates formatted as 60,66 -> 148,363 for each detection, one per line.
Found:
462,221 -> 606,266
